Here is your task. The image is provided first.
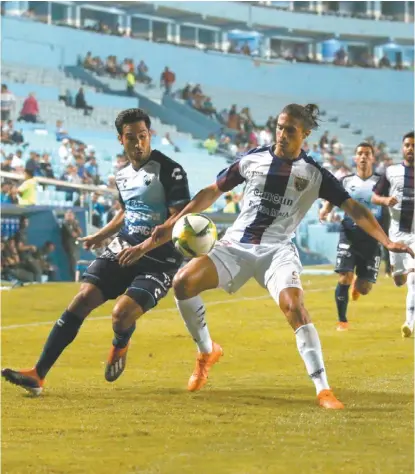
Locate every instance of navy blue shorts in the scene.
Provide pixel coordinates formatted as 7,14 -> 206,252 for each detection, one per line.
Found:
82,257 -> 176,312
334,234 -> 381,283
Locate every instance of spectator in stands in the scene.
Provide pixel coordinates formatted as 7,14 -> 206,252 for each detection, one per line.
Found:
1,84 -> 16,121
308,143 -> 322,163
83,52 -> 95,70
105,55 -> 118,77
334,47 -> 347,66
203,134 -> 219,155
61,210 -> 82,280
266,115 -> 276,131
58,88 -> 74,108
242,42 -> 251,56
1,238 -> 35,283
200,97 -> 217,118
25,151 -> 42,176
126,70 -> 136,96
55,120 -> 71,141
181,83 -> 192,101
222,193 -> 240,213
11,149 -> 24,170
8,123 -> 27,147
1,153 -> 13,171
258,127 -> 273,146
160,66 -> 176,95
106,199 -> 122,224
17,93 -> 39,123
36,241 -> 57,281
227,105 -> 240,130
58,138 -> 72,165
379,54 -> 391,69
115,153 -> 128,171
8,185 -> 19,204
106,175 -> 117,190
18,169 -> 37,205
319,130 -> 329,150
137,60 -> 152,85
40,153 -> 55,179
91,192 -> 107,227
334,162 -> 351,180
12,216 -> 42,282
1,182 -> 12,203
0,122 -> 13,144
75,88 -> 94,116
85,154 -> 99,183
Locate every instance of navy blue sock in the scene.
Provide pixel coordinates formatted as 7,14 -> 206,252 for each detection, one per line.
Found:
335,283 -> 350,322
35,311 -> 84,379
112,323 -> 136,349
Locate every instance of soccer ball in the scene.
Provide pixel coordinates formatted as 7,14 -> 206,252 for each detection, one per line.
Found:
172,214 -> 217,258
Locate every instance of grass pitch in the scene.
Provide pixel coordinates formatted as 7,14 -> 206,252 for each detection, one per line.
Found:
1,274 -> 413,474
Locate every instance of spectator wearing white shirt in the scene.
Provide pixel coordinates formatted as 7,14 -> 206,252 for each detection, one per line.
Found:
11,149 -> 24,169
1,84 -> 16,121
258,128 -> 272,146
58,138 -> 73,165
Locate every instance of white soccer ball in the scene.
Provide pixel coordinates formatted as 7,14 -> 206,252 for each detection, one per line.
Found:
172,213 -> 218,258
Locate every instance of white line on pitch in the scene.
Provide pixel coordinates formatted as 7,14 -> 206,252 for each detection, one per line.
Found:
1,287 -> 333,331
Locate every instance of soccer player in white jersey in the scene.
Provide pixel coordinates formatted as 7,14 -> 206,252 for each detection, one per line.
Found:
372,131 -> 415,337
320,143 -> 382,331
119,104 -> 413,409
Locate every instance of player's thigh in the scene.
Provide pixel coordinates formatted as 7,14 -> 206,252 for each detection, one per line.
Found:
390,235 -> 415,279
126,269 -> 175,312
355,249 -> 381,289
260,242 -> 303,307
82,258 -> 132,301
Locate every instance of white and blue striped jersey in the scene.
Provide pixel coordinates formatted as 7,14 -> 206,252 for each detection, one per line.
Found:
373,163 -> 414,238
216,146 -> 350,245
115,150 -> 190,266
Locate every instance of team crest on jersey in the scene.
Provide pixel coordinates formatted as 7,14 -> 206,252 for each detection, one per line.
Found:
143,174 -> 152,186
294,176 -> 309,191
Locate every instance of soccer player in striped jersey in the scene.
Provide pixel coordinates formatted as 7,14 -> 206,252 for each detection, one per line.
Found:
372,131 -> 415,337
319,142 -> 382,331
120,104 -> 413,409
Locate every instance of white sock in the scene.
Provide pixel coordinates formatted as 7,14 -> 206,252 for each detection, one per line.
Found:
175,296 -> 213,353
405,272 -> 415,329
295,323 -> 330,394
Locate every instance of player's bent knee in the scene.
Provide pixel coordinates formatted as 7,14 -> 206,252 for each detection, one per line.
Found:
173,270 -> 198,300
338,272 -> 354,285
356,280 -> 372,295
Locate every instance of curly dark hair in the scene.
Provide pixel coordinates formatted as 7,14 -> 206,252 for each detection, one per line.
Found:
115,108 -> 151,135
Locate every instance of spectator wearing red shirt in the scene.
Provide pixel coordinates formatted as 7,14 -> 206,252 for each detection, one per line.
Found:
160,67 -> 176,95
17,93 -> 39,123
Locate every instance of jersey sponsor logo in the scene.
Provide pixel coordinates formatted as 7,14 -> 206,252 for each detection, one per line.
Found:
126,224 -> 152,236
245,170 -> 263,179
249,202 -> 289,218
253,188 -> 293,206
294,176 -> 309,191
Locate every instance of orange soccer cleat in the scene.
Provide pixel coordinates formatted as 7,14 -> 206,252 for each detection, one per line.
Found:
105,343 -> 130,382
1,367 -> 44,396
187,341 -> 223,392
351,276 -> 360,301
336,322 -> 349,332
318,389 -> 344,409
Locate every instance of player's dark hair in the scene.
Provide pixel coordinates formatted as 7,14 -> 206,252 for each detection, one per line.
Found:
115,108 -> 151,135
281,103 -> 320,131
24,168 -> 34,178
355,142 -> 374,154
403,131 -> 414,141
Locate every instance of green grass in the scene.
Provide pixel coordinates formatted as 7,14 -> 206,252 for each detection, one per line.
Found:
1,274 -> 413,474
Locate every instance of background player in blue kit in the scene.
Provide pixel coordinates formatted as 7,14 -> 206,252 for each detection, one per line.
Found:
2,108 -> 190,395
320,143 -> 382,331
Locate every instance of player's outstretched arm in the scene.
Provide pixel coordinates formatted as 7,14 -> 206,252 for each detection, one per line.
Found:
79,209 -> 125,250
118,183 -> 223,266
341,198 -> 414,257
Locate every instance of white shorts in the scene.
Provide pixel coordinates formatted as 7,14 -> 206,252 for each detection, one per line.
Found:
208,238 -> 303,305
389,232 -> 415,276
